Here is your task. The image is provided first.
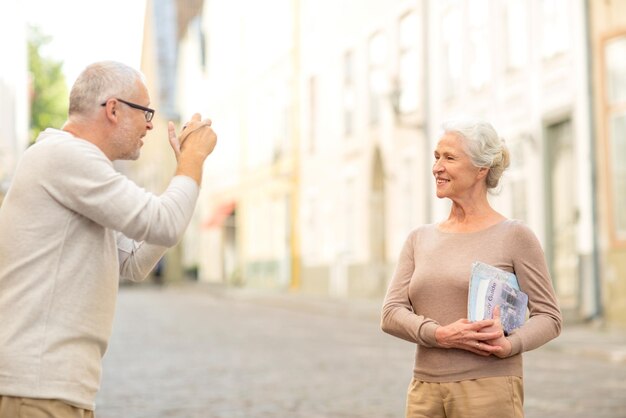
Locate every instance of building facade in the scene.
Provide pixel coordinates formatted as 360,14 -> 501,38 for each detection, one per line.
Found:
127,0 -> 204,282
0,3 -> 29,205
426,0 -> 597,323
296,0 -> 598,324
160,0 -> 625,326
175,0 -> 300,288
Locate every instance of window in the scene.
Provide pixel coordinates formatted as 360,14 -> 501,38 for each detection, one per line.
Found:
541,0 -> 570,58
605,35 -> 626,240
247,88 -> 273,167
507,138 -> 528,222
247,79 -> 291,167
402,157 -> 416,229
606,36 -> 626,103
274,80 -> 292,160
609,114 -> 626,237
504,0 -> 528,71
308,76 -> 318,153
441,0 -> 463,99
468,0 -> 490,90
397,11 -> 419,114
343,178 -> 357,256
303,193 -> 320,263
368,31 -> 388,125
343,51 -> 355,136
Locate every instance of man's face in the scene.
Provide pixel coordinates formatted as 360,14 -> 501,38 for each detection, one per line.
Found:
110,81 -> 154,161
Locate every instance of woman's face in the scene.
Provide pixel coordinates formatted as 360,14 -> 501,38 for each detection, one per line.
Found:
432,133 -> 486,200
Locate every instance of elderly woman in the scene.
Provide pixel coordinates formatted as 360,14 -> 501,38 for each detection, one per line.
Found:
381,119 -> 561,418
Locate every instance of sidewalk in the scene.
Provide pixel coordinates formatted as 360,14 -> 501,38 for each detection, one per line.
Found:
544,321 -> 626,364
164,281 -> 626,364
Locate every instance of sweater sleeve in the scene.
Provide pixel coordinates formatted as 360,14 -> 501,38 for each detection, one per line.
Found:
37,139 -> 199,247
116,233 -> 168,282
380,230 -> 440,347
507,222 -> 562,355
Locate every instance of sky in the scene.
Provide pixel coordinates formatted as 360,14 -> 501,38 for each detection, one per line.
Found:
21,0 -> 147,87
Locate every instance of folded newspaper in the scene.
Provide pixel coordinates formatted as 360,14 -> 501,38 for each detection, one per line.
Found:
467,261 -> 528,334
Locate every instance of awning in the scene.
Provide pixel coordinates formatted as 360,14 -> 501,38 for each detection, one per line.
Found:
202,201 -> 236,229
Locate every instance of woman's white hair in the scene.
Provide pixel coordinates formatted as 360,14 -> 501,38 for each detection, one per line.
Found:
441,118 -> 510,189
68,61 -> 146,117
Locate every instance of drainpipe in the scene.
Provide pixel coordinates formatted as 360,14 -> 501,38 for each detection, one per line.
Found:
583,0 -> 603,320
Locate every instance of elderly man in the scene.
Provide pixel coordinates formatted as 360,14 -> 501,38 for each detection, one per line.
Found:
0,61 -> 217,417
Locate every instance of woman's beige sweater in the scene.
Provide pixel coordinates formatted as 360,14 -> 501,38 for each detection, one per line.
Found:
381,220 -> 562,382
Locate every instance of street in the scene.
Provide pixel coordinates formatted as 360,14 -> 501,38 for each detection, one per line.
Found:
96,285 -> 626,418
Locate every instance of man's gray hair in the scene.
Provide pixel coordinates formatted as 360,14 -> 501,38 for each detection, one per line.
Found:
441,118 -> 510,189
68,61 -> 146,116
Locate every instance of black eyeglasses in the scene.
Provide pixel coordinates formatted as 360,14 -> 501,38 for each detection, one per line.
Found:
101,98 -> 155,122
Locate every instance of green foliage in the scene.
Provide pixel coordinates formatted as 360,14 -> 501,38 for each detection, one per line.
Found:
28,26 -> 69,144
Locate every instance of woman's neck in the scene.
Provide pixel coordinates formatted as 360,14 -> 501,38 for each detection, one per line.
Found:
438,199 -> 506,233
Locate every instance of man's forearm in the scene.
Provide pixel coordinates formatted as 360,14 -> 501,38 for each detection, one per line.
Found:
176,152 -> 205,186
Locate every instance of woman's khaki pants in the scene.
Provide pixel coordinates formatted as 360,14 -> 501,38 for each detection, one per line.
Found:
405,376 -> 524,418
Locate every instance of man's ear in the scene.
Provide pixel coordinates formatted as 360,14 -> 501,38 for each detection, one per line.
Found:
104,101 -> 118,122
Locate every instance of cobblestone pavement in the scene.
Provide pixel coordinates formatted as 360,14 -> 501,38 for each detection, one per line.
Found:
96,284 -> 626,418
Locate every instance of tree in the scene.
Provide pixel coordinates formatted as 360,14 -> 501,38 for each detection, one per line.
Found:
28,26 -> 68,144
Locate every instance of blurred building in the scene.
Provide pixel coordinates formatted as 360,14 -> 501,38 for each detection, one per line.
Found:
423,0 -> 596,323
293,0 -> 601,324
127,0 -> 204,282
0,4 -> 29,204
588,0 -> 626,326
176,0 -> 300,288
143,0 -> 626,327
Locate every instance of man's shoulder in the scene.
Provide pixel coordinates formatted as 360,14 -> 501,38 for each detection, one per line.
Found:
29,129 -> 108,163
34,129 -> 97,150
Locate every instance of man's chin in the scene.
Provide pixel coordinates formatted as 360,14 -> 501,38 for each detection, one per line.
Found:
116,151 -> 141,161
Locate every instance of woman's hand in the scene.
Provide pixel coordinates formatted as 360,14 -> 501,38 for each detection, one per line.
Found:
481,305 -> 513,358
434,317 -> 505,357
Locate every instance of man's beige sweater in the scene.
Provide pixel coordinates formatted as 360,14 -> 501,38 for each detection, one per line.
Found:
381,220 -> 562,382
0,129 -> 199,410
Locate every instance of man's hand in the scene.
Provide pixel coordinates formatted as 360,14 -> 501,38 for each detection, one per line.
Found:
434,317 -> 504,357
168,113 -> 217,162
168,121 -> 182,161
172,113 -> 217,185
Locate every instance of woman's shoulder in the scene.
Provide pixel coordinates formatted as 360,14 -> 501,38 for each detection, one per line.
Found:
498,218 -> 533,232
498,219 -> 542,246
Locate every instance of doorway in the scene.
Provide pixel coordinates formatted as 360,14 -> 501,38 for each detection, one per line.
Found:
544,118 -> 580,318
